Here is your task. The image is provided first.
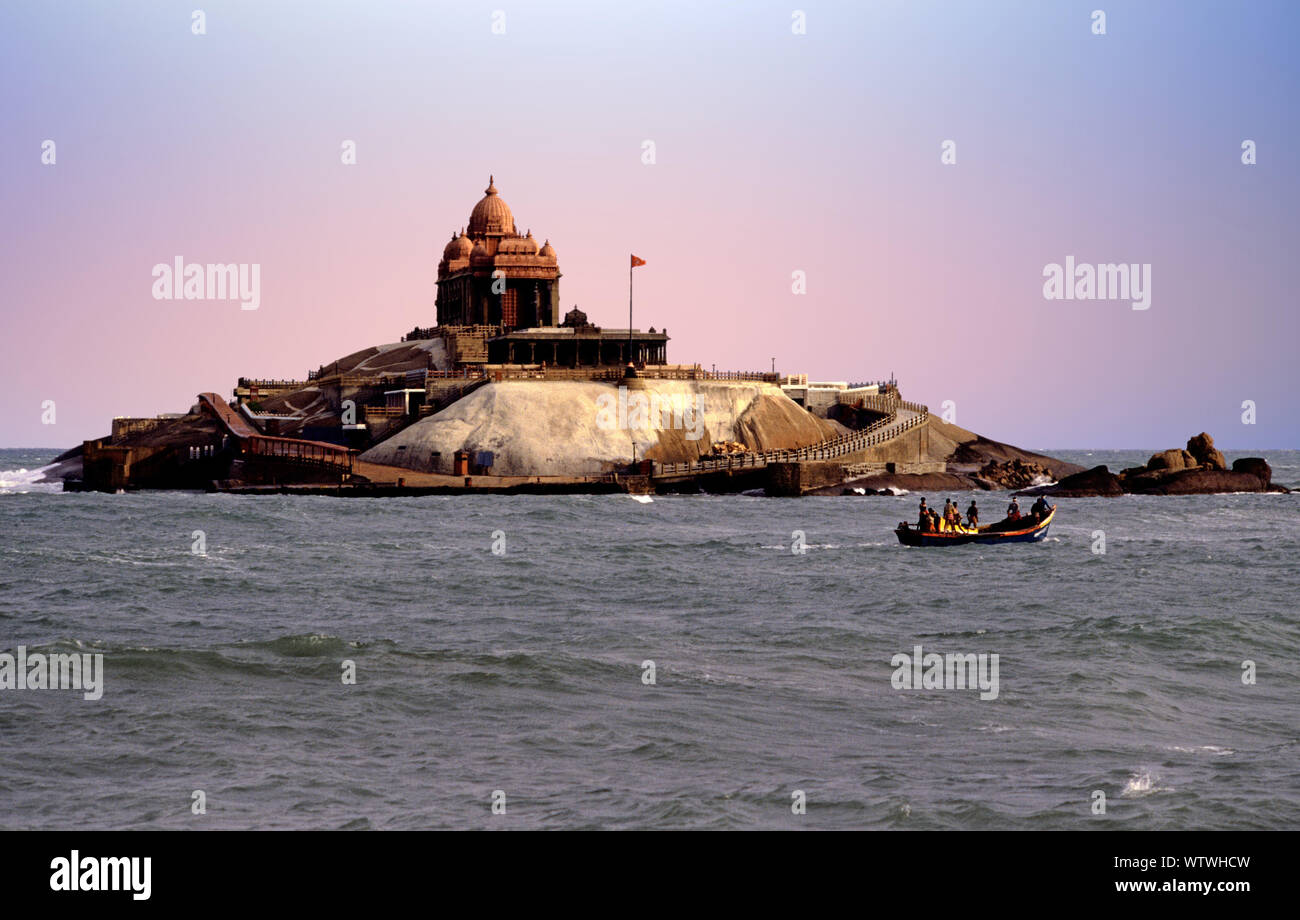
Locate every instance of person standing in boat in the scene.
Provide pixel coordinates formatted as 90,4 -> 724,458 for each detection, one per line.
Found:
1030,496 -> 1050,521
1006,497 -> 1021,521
966,500 -> 979,527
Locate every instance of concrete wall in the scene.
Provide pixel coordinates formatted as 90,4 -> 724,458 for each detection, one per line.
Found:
846,422 -> 929,465
766,461 -> 848,496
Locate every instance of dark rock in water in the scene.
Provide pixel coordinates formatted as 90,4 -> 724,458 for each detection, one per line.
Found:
977,457 -> 1053,489
50,444 -> 87,463
1125,468 -> 1273,495
1019,465 -> 1124,497
1231,457 -> 1272,486
1186,432 -> 1227,471
1110,431 -> 1276,494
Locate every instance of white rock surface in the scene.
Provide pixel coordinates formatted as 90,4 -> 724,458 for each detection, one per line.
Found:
361,379 -> 826,476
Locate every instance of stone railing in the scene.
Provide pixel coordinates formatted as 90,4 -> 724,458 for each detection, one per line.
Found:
241,435 -> 356,474
703,370 -> 780,382
237,378 -> 306,389
478,364 -> 781,383
839,391 -> 901,414
654,405 -> 929,477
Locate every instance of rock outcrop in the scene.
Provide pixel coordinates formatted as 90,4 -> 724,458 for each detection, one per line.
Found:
1016,432 -> 1287,497
1231,457 -> 1272,486
1147,448 -> 1195,472
361,379 -> 841,476
1186,432 -> 1227,471
974,457 -> 1054,490
1116,432 -> 1280,494
1019,465 -> 1124,497
929,418 -> 1084,481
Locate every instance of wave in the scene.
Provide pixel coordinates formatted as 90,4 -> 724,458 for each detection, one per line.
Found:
1120,770 -> 1174,797
0,465 -> 63,495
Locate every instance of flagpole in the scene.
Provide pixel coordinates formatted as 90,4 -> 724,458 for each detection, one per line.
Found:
628,256 -> 634,369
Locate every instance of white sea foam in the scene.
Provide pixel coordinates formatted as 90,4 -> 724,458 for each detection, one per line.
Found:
0,465 -> 64,495
1121,770 -> 1173,797
628,494 -> 653,504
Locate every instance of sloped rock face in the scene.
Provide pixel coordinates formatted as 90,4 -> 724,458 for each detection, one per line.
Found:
732,389 -> 842,452
930,418 -> 1084,480
361,379 -> 839,476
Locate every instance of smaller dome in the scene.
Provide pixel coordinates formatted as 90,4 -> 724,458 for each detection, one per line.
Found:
539,239 -> 556,259
443,231 -> 472,261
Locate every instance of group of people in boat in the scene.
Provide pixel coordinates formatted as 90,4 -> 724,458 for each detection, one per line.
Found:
913,497 -> 979,533
1006,495 -> 1053,523
910,495 -> 1052,533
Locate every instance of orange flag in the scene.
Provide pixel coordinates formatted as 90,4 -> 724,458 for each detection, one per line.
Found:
630,255 -> 646,267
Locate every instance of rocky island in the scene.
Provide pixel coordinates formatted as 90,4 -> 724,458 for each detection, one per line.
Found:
42,179 -> 1285,499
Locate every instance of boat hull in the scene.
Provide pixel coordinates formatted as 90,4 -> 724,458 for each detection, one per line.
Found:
895,508 -> 1055,547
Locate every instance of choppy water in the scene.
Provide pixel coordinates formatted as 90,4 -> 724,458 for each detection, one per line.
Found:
2,447 -> 1298,829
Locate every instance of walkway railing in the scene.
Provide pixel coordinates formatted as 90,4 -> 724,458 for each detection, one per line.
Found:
654,405 -> 929,477
242,435 -> 356,474
839,391 -> 901,413
480,364 -> 781,383
237,378 -> 306,390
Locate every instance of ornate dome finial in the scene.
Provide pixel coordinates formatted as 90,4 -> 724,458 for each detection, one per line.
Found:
468,177 -> 512,236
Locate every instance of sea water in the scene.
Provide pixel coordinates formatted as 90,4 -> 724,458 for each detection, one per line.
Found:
1,448 -> 1297,829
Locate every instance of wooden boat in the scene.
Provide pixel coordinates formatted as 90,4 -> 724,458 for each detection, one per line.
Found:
895,506 -> 1056,547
